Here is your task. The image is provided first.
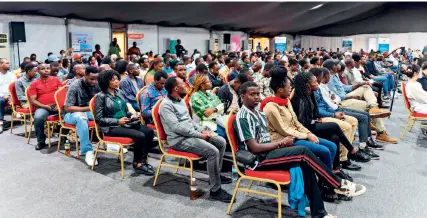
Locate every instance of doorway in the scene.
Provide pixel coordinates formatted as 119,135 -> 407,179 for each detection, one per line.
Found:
111,23 -> 127,58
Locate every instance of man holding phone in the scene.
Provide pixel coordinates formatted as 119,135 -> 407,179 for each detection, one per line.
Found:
28,63 -> 62,150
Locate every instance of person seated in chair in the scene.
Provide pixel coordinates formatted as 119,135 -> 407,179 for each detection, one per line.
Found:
64,66 -> 100,166
95,70 -> 155,175
188,74 -> 226,138
120,63 -> 144,111
140,71 -> 168,125
15,62 -> 37,109
159,76 -> 233,203
216,73 -> 250,114
28,63 -> 62,150
234,81 -> 366,218
404,64 -> 427,114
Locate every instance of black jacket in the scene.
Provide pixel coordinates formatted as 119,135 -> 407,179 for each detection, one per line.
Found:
418,76 -> 427,92
216,83 -> 242,113
94,89 -> 131,133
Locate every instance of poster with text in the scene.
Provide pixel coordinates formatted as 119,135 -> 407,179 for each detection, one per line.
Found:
128,33 -> 145,49
230,35 -> 241,52
275,37 -> 287,53
70,32 -> 93,56
378,38 -> 390,54
342,38 -> 353,51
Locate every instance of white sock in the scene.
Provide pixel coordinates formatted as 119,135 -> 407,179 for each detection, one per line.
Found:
359,142 -> 367,149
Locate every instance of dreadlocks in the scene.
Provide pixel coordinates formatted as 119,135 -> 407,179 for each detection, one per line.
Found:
290,72 -> 319,128
187,74 -> 208,97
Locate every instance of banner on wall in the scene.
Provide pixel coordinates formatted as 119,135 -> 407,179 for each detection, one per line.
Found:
169,39 -> 178,54
70,32 -> 93,56
230,35 -> 241,52
274,37 -> 287,52
128,33 -> 145,48
342,38 -> 353,51
378,38 -> 390,53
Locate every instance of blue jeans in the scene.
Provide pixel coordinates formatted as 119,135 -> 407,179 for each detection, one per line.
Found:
372,76 -> 390,95
34,108 -> 57,144
385,73 -> 394,92
294,138 -> 336,169
0,97 -> 6,120
64,112 -> 93,155
338,108 -> 371,142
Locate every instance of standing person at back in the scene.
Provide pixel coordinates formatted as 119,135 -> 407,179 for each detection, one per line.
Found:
0,58 -> 16,133
175,39 -> 186,59
28,63 -> 62,150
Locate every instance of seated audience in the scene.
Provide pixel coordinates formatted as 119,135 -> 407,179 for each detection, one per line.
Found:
64,66 -> 100,166
256,63 -> 274,100
404,64 -> 427,114
418,62 -> 427,92
28,63 -> 62,150
140,71 -> 168,125
95,70 -> 155,175
145,59 -> 164,86
207,61 -> 223,89
365,53 -> 394,98
189,64 -> 208,85
16,63 -> 38,108
120,63 -> 144,111
217,73 -> 250,114
115,60 -> 129,80
0,58 -> 16,133
159,76 -> 233,202
235,81 -> 366,218
67,64 -> 86,86
228,61 -> 242,81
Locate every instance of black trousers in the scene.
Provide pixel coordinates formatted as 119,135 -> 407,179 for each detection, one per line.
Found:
256,146 -> 342,218
372,82 -> 383,105
105,125 -> 155,163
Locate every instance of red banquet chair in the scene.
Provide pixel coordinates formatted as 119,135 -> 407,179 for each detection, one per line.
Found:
8,81 -> 32,137
151,98 -> 202,187
89,96 -> 134,179
225,114 -> 290,218
400,82 -> 427,139
135,86 -> 156,130
54,86 -> 95,159
183,95 -> 192,119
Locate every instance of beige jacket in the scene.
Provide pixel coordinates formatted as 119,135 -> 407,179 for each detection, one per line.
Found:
263,101 -> 311,142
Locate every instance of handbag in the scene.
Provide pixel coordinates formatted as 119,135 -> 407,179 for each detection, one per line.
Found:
235,150 -> 257,166
123,120 -> 141,129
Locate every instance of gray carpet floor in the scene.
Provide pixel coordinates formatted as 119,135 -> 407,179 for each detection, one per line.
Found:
0,97 -> 426,218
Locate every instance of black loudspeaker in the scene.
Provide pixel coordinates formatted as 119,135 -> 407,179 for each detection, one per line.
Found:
223,34 -> 230,44
10,22 -> 26,43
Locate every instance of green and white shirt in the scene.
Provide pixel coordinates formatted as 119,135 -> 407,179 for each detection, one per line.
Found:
234,105 -> 272,153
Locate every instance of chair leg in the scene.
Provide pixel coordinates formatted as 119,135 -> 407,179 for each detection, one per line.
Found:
10,112 -> 14,134
409,119 -> 416,132
227,177 -> 243,215
245,180 -> 254,196
23,115 -> 27,137
400,118 -> 412,139
276,182 -> 282,218
92,142 -> 100,171
90,129 -> 94,142
47,122 -> 51,148
153,155 -> 165,186
58,127 -> 63,152
75,134 -> 80,160
27,119 -> 33,144
174,158 -> 181,174
120,145 -> 125,179
189,158 -> 194,181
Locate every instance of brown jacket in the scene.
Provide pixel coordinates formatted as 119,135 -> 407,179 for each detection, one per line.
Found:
263,101 -> 311,142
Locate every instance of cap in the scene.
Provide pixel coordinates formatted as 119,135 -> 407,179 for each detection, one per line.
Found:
322,59 -> 340,69
73,53 -> 82,60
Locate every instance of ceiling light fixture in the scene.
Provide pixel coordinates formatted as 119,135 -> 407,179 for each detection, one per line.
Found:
310,4 -> 323,10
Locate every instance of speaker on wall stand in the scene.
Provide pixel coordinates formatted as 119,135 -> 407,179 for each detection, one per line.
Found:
223,33 -> 230,51
9,22 -> 26,64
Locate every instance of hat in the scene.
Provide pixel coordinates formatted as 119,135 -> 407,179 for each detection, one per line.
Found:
47,54 -> 59,62
322,59 -> 340,69
73,53 -> 82,60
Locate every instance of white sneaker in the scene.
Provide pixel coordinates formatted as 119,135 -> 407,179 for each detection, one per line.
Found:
153,136 -> 158,141
335,179 -> 366,197
324,215 -> 338,218
85,151 -> 98,166
107,144 -> 128,154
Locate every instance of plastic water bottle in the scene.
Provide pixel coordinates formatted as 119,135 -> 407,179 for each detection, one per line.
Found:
64,140 -> 71,157
231,165 -> 238,181
190,178 -> 198,200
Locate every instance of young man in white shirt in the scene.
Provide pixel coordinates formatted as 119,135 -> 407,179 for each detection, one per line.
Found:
0,58 -> 17,133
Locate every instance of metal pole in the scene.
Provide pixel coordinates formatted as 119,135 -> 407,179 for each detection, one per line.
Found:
17,42 -> 20,65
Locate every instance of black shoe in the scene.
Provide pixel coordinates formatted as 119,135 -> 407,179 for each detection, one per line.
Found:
35,143 -> 46,150
361,147 -> 380,160
367,138 -> 384,150
336,169 -> 353,182
132,163 -> 155,176
340,160 -> 362,171
337,194 -> 353,201
379,104 -> 390,109
350,150 -> 371,163
220,175 -> 232,184
210,188 -> 234,203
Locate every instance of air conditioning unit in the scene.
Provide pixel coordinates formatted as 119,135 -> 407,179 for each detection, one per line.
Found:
0,33 -> 10,60
209,38 -> 220,52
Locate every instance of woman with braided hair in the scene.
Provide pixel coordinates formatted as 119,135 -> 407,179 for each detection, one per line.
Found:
189,74 -> 226,137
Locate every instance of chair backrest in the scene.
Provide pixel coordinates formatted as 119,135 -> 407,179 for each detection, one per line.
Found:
183,95 -> 192,118
135,86 -> 147,124
25,87 -> 35,115
401,82 -> 412,113
225,113 -> 246,177
89,96 -> 103,141
211,87 -> 219,95
226,74 -> 230,82
8,81 -> 20,110
54,86 -> 68,123
152,98 -> 168,154
61,79 -> 69,86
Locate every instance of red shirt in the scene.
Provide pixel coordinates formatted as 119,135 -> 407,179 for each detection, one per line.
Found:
28,76 -> 62,105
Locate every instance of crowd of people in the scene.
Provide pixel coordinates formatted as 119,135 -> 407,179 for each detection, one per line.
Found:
1,38 -> 425,218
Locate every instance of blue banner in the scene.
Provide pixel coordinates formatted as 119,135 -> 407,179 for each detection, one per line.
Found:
275,43 -> 287,53
378,44 -> 389,54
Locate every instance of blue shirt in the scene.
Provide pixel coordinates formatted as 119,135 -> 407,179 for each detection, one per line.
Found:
327,73 -> 352,100
119,76 -> 144,105
140,82 -> 167,124
229,70 -> 239,81
162,66 -> 173,74
314,89 -> 336,118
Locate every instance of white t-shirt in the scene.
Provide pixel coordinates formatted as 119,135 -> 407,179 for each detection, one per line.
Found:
0,71 -> 17,96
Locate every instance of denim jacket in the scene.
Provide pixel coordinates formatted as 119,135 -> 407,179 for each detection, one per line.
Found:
119,76 -> 144,105
327,73 -> 352,100
314,89 -> 336,118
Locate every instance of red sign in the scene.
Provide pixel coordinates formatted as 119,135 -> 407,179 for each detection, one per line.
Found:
128,33 -> 145,40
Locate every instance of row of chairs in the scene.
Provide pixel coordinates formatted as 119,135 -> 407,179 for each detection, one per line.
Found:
8,81 -> 291,218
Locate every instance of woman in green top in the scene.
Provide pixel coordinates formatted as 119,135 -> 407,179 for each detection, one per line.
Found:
95,70 -> 156,175
188,74 -> 226,138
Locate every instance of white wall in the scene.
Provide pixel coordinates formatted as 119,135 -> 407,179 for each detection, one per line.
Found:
127,24 -> 159,54
68,19 -> 110,56
159,27 -> 210,55
0,14 -> 66,68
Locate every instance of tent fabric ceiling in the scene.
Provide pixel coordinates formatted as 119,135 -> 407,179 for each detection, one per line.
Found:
0,2 -> 424,37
